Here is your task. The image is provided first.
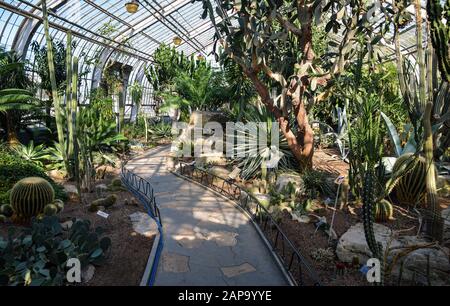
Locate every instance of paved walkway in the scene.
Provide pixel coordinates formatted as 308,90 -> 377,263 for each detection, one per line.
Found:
126,145 -> 289,286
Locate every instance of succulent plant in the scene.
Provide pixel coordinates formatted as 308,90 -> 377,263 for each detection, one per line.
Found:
43,203 -> 58,216
374,199 -> 394,222
52,199 -> 65,213
0,204 -> 13,218
10,177 -> 55,219
90,194 -> 117,212
107,178 -> 126,192
391,153 -> 427,206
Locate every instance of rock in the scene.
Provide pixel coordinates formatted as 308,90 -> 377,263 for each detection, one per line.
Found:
95,184 -> 108,198
275,173 -> 304,194
390,246 -> 450,285
336,222 -> 450,285
129,212 -> 158,238
63,184 -> 79,200
47,169 -> 66,180
336,222 -> 399,263
81,265 -> 95,283
60,220 -> 73,230
291,212 -> 311,223
209,166 -> 230,178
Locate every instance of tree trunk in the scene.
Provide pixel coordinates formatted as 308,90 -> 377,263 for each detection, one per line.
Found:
245,69 -> 313,170
5,112 -> 19,146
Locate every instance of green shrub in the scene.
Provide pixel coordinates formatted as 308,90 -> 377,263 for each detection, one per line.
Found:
0,149 -> 66,205
0,216 -> 111,286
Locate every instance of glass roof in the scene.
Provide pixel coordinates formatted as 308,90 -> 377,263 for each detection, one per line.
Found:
0,0 -> 428,101
0,0 -> 220,106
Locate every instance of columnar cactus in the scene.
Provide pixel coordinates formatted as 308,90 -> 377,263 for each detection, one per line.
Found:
10,177 -> 55,219
427,0 -> 450,82
362,170 -> 384,285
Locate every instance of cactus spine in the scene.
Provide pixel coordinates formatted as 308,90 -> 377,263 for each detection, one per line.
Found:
10,177 -> 55,219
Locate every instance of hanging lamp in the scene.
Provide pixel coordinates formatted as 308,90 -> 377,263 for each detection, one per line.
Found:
125,1 -> 139,13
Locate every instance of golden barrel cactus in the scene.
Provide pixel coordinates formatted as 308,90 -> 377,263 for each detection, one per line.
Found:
10,177 -> 55,219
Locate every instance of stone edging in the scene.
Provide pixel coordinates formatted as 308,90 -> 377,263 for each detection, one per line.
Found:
170,169 -> 295,286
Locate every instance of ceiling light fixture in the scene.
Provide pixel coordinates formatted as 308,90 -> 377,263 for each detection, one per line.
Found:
125,1 -> 139,13
173,36 -> 182,46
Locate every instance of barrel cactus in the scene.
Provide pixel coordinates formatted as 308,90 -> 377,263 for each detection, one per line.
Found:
10,177 -> 55,219
374,199 -> 394,222
391,153 -> 427,206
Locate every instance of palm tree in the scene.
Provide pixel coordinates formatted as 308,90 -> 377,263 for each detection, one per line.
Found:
0,89 -> 36,145
0,50 -> 36,145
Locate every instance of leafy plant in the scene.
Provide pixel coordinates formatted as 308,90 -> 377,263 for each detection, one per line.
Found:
12,141 -> 49,168
0,216 -> 111,286
0,149 -> 66,206
147,122 -> 172,142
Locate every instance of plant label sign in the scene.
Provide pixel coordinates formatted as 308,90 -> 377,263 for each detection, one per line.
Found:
97,210 -> 109,219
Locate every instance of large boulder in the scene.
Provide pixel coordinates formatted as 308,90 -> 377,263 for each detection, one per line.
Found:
336,222 -> 398,264
336,222 -> 450,285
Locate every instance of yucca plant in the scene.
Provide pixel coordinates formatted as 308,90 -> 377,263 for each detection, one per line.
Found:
229,104 -> 297,180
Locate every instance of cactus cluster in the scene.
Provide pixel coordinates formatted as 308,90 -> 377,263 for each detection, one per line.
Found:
89,194 -> 117,212
10,177 -> 55,219
107,178 -> 126,192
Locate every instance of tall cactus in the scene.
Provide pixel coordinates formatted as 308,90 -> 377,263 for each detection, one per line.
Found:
71,56 -> 81,197
42,0 -> 68,172
414,0 -> 442,241
66,31 -> 74,161
362,169 -> 384,285
427,0 -> 450,82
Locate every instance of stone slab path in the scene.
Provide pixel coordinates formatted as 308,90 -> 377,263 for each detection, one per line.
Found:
126,145 -> 289,286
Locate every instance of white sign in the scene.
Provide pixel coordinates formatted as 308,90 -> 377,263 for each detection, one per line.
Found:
97,210 -> 109,219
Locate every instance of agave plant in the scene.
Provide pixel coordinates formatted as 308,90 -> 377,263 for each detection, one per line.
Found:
12,141 -> 49,168
147,122 -> 172,142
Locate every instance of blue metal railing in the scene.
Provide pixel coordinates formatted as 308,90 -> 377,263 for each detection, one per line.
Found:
121,165 -> 163,286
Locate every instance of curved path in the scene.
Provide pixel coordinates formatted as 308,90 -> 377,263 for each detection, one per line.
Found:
126,145 -> 289,286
